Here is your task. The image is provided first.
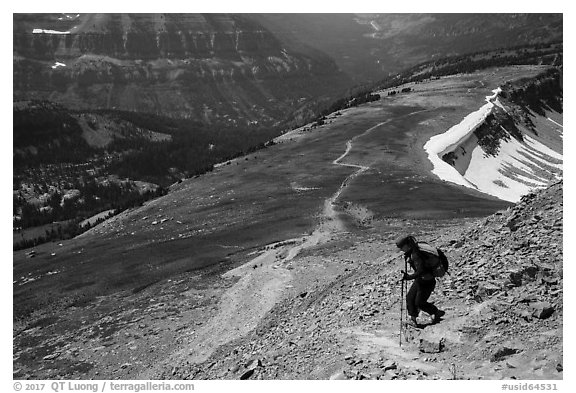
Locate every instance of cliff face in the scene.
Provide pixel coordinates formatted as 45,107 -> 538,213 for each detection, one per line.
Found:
13,14 -> 351,126
14,14 -> 287,60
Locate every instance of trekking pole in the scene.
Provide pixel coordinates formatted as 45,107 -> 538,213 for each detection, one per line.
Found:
399,273 -> 404,347
399,255 -> 408,347
404,278 -> 408,341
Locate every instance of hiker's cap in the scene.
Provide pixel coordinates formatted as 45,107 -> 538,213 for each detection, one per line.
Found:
395,234 -> 413,248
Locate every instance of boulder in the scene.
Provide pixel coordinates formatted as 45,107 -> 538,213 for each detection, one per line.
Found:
239,369 -> 255,380
475,282 -> 501,299
520,265 -> 539,280
508,270 -> 523,286
491,342 -> 524,362
382,360 -> 397,371
245,358 -> 263,369
42,352 -> 61,361
369,369 -> 385,379
419,337 -> 445,353
530,302 -> 555,319
541,276 -> 558,286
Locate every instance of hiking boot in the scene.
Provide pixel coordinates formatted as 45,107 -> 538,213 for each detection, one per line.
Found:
432,310 -> 446,323
406,316 -> 420,328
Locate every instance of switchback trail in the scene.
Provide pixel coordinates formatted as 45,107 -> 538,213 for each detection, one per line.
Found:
325,109 -> 430,224
144,113 -> 423,377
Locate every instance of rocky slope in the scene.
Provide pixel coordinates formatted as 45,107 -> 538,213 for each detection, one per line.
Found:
13,13 -> 350,126
164,181 -> 562,380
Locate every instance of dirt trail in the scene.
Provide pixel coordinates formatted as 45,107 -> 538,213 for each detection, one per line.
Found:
326,109 -> 430,222
144,108 -> 442,378
323,120 -> 388,224
142,119 -> 395,377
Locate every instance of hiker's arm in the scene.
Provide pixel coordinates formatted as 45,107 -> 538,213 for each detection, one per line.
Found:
404,253 -> 425,280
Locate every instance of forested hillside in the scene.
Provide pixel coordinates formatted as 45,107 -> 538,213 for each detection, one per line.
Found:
13,102 -> 279,249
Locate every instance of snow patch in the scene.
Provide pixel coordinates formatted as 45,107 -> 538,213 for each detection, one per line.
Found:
547,117 -> 563,128
547,118 -> 563,138
424,88 -> 501,188
33,29 -> 70,34
51,62 -> 66,69
424,88 -> 562,202
464,135 -> 562,202
524,135 -> 563,164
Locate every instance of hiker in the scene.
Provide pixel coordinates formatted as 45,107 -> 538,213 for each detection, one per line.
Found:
396,235 -> 445,327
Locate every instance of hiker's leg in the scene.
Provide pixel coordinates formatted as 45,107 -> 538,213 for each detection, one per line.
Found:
406,281 -> 419,318
415,279 -> 438,316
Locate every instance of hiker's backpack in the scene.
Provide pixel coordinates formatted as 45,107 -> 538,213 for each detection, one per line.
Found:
417,241 -> 449,278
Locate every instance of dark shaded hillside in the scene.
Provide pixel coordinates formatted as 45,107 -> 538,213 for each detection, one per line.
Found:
13,101 -> 91,166
13,101 -> 280,247
14,14 -> 561,127
251,13 -> 562,84
13,14 -> 287,60
247,14 -> 380,84
501,67 -> 563,116
361,14 -> 562,76
14,101 -> 278,182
